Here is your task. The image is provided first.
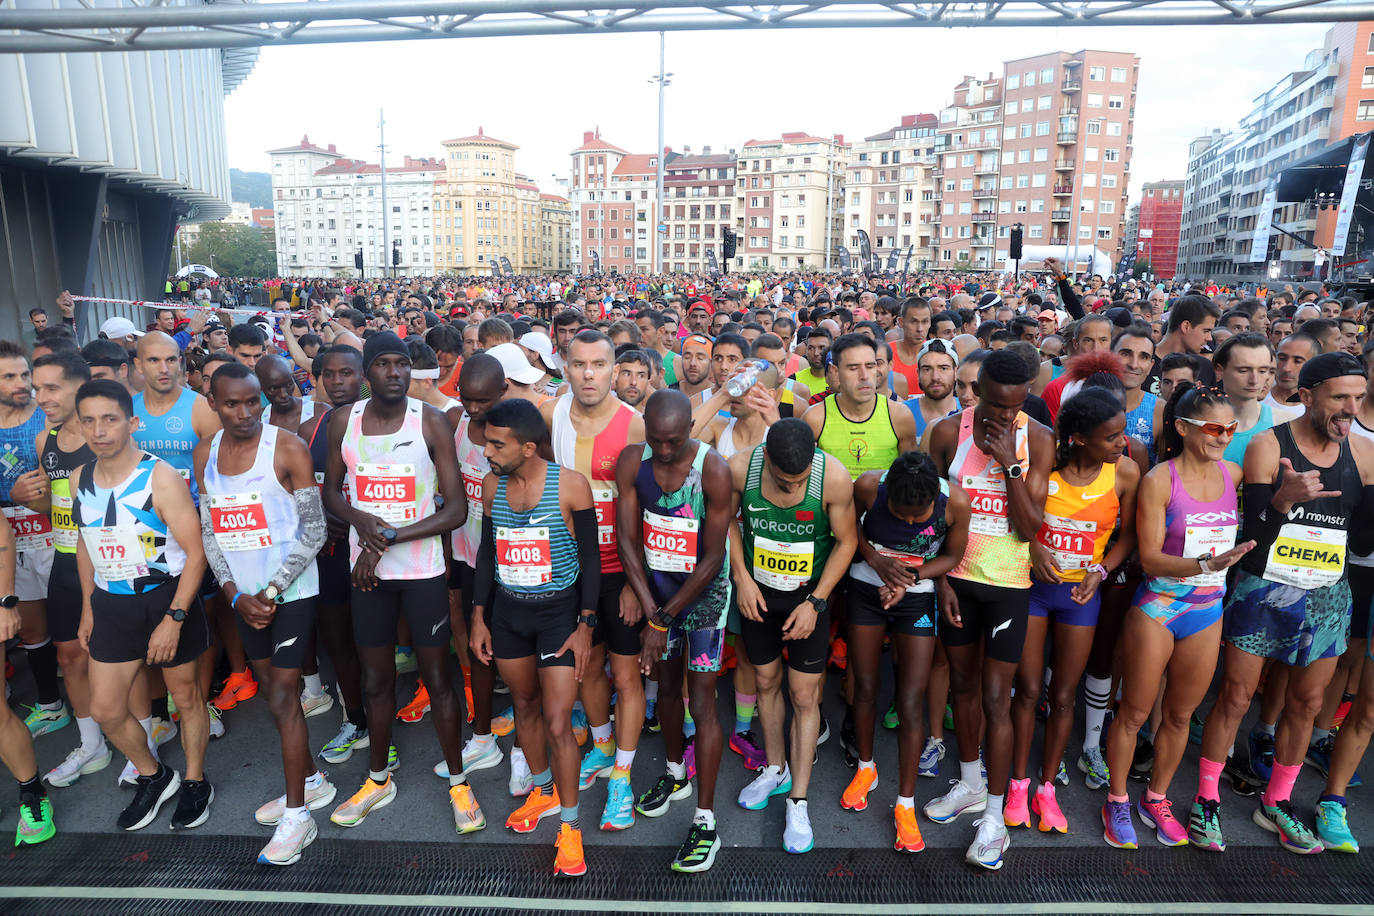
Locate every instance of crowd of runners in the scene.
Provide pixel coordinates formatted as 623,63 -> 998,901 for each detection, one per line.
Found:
3,261 -> 1374,879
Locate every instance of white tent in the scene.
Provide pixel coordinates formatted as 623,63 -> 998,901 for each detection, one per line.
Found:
1014,244 -> 1113,277
175,264 -> 219,278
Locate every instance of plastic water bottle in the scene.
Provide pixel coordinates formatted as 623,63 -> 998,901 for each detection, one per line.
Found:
726,359 -> 779,397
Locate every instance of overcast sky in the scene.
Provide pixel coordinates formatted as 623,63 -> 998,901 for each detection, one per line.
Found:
225,22 -> 1332,203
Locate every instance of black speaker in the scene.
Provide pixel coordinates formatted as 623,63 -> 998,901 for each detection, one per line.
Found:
392,245 -> 401,267
722,228 -> 737,260
1009,225 -> 1024,261
353,249 -> 364,270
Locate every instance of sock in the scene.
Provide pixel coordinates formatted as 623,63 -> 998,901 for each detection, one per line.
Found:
368,769 -> 388,785
896,795 -> 915,810
1254,720 -> 1276,737
511,746 -> 527,771
561,803 -> 580,831
1262,762 -> 1301,807
303,673 -> 324,698
448,773 -> 467,787
985,793 -> 1004,822
305,772 -> 323,788
734,692 -> 757,733
1108,792 -> 1129,803
788,797 -> 806,808
138,716 -> 158,758
396,646 -> 412,657
1145,788 -> 1166,803
1083,675 -> 1111,750
18,775 -> 43,798
76,716 -> 103,753
282,805 -> 307,820
614,748 -> 636,770
591,722 -> 613,746
23,640 -> 61,706
533,768 -> 554,795
1311,726 -> 1331,745
1197,757 -> 1224,803
960,758 -> 986,791
645,678 -> 659,703
693,807 -> 715,829
1039,781 -> 1055,794
151,695 -> 170,721
1320,793 -> 1348,806
471,732 -> 495,749
667,759 -> 686,780
858,759 -> 875,772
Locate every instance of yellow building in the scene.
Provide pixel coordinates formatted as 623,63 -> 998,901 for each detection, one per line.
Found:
541,194 -> 573,274
434,128 -> 526,273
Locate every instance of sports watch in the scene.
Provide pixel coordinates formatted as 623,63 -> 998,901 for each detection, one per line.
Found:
381,527 -> 398,545
165,607 -> 187,622
578,613 -> 598,629
805,594 -> 829,615
0,594 -> 17,609
1005,463 -> 1024,479
265,584 -> 282,603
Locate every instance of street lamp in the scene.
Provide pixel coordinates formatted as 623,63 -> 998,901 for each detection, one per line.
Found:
648,31 -> 672,275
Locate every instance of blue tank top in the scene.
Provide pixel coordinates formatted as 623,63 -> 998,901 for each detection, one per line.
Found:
133,388 -> 201,504
1223,402 -> 1273,465
490,463 -> 577,594
0,407 -> 46,504
1125,391 -> 1157,462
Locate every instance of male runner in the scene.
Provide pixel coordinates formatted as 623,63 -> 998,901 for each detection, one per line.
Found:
676,335 -> 715,405
1113,327 -> 1162,460
618,390 -> 734,873
73,379 -> 213,830
927,350 -> 1054,870
1215,334 -> 1279,463
613,350 -> 653,412
906,339 -> 959,448
541,329 -> 646,831
803,333 -> 917,478
730,419 -> 857,853
1265,332 -> 1322,420
470,398 -> 598,877
257,355 -> 316,431
890,298 -> 934,396
794,327 -> 831,395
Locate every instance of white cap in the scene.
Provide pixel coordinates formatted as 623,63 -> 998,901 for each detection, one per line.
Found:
517,332 -> 559,372
487,342 -> 545,386
100,316 -> 144,339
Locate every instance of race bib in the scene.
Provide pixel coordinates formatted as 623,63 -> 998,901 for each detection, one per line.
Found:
495,525 -> 552,587
51,492 -> 77,550
4,505 -> 52,553
354,463 -> 418,525
1039,513 -> 1096,571
964,473 -> 1009,537
643,511 -> 698,573
83,525 -> 149,582
752,535 -> 813,591
1266,523 -> 1347,589
590,484 -> 617,547
461,460 -> 486,518
209,492 -> 272,551
874,545 -> 926,569
1181,523 -> 1238,588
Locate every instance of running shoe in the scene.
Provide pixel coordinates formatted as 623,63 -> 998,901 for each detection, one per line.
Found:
1248,727 -> 1276,782
635,773 -> 692,818
600,773 -> 635,831
255,775 -> 338,826
1036,695 -> 1050,722
117,759 -> 139,789
1188,712 -> 1204,746
463,736 -> 504,774
1316,798 -> 1359,853
15,792 -> 55,846
1254,800 -> 1323,854
1187,797 -> 1226,852
491,706 -> 516,737
1032,783 -> 1068,834
944,703 -> 954,732
1306,735 -> 1337,776
643,697 -> 660,735
579,741 -> 616,790
206,704 -> 224,740
1078,747 -> 1110,790
918,738 -> 945,778
118,765 -> 178,831
509,751 -> 533,797
45,744 -> 112,788
840,714 -> 859,769
1004,777 -> 1031,828
571,707 -> 589,745
1129,738 -> 1154,783
1101,799 -> 1137,849
320,722 -> 369,765
841,766 -> 877,811
923,779 -> 987,824
894,804 -> 925,853
783,799 -> 813,854
828,636 -> 848,672
151,716 -> 178,747
554,822 -> 586,877
1223,757 -> 1260,797
671,820 -> 720,873
396,683 -> 431,723
257,813 -> 316,866
684,737 -> 697,781
816,717 -> 830,747
1137,796 -> 1187,846
24,703 -> 70,738
966,815 -> 1010,870
210,669 -> 258,711
449,783 -> 486,834
330,777 -> 396,827
1334,694 -> 1355,729
393,647 -> 418,674
506,785 -> 559,833
170,779 -> 214,830
301,689 -> 334,719
387,744 -> 400,773
738,764 -> 791,810
882,703 -> 899,729
1056,760 -> 1069,786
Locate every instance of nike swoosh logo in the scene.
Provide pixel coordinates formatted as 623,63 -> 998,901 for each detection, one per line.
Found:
746,504 -> 768,513
990,619 -> 1011,639
431,621 -> 446,636
804,657 -> 824,666
1082,491 -> 1110,500
274,637 -> 297,653
529,514 -> 553,525
540,651 -> 559,660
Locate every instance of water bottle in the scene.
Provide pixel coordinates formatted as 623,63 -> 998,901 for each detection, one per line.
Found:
726,359 -> 779,397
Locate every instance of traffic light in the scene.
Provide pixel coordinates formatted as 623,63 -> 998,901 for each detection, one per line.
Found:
1009,224 -> 1024,261
354,249 -> 364,271
722,228 -> 737,261
392,244 -> 401,267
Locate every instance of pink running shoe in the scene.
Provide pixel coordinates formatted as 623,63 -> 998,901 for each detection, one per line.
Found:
1137,796 -> 1188,846
1032,783 -> 1069,834
1004,777 -> 1031,828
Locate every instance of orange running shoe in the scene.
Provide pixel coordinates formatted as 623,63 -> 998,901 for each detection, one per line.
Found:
554,822 -> 586,877
894,804 -> 925,853
841,766 -> 877,811
397,682 -> 431,723
210,669 -> 259,711
828,637 -> 848,672
461,667 -> 474,725
506,784 -> 560,833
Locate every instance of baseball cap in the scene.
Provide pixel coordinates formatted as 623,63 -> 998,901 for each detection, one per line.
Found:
517,332 -> 559,372
917,338 -> 959,369
203,320 -> 226,335
681,334 -> 713,357
486,342 -> 545,386
1037,309 -> 1058,321
100,316 -> 144,339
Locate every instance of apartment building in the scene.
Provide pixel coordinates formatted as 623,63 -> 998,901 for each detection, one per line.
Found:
432,129 -> 542,274
933,75 -> 1003,269
660,147 -> 736,274
540,194 -> 573,274
735,132 -> 848,271
1137,179 -> 1184,278
846,114 -> 940,271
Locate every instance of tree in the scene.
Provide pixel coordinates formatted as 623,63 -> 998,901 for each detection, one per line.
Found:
1131,259 -> 1153,279
185,223 -> 277,277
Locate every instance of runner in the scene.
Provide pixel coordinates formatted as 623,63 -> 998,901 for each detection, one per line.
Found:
321,332 -> 478,834
927,349 -> 1054,870
905,340 -> 959,449
675,335 -> 715,404
469,397 -> 599,877
195,362 -> 331,865
890,298 -> 934,396
618,390 -> 734,873
730,418 -> 857,853
541,329 -> 646,832
803,334 -> 917,478
73,379 -> 214,831
1112,328 -> 1161,461
257,354 -> 316,432
1198,351 -> 1374,854
1214,334 -> 1279,462
793,327 -> 831,396
844,451 -> 970,851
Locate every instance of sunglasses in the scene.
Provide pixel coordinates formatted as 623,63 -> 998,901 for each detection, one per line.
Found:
1179,417 -> 1238,437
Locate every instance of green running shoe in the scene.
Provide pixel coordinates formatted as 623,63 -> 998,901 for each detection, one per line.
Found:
15,793 -> 55,847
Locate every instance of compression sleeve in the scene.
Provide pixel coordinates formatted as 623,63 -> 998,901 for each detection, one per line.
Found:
572,507 -> 600,615
1057,275 -> 1084,320
198,501 -> 235,589
267,488 -> 327,592
1351,486 -> 1374,557
473,514 -> 496,622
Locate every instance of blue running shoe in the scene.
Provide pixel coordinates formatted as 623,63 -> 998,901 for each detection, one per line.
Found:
1316,798 -> 1359,853
1102,799 -> 1138,849
1248,727 -> 1275,783
601,773 -> 635,831
579,741 -> 616,790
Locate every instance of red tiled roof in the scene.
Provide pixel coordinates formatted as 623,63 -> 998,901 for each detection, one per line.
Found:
266,134 -> 339,156
441,127 -> 516,147
612,153 -> 657,177
573,132 -> 629,155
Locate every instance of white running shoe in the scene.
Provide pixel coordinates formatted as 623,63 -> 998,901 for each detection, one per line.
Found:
783,798 -> 814,853
255,775 -> 339,826
300,690 -> 335,719
118,758 -> 139,789
509,750 -> 533,797
150,717 -> 178,747
257,813 -> 318,866
433,737 -> 505,779
965,815 -> 1010,870
923,779 -> 988,824
207,704 -> 225,739
46,743 -> 113,788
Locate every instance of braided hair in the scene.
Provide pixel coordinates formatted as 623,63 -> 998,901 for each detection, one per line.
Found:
1158,381 -> 1230,460
886,451 -> 942,510
1055,386 -> 1126,471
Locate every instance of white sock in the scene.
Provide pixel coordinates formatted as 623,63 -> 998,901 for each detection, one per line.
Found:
76,716 -> 104,753
897,795 -> 915,810
449,773 -> 467,786
693,807 -> 715,829
511,746 -> 526,768
303,673 -> 324,698
591,722 -> 613,745
1255,720 -> 1276,737
470,732 -> 495,748
305,771 -> 324,788
283,805 -> 308,820
985,793 -> 1005,822
614,748 -> 636,770
960,758 -> 985,791
1083,675 -> 1112,749
858,759 -> 876,772
667,759 -> 686,780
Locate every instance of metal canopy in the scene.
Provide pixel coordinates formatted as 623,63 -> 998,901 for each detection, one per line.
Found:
3,0 -> 1374,53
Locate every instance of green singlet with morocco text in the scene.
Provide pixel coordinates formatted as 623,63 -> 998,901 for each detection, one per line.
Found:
739,444 -> 832,592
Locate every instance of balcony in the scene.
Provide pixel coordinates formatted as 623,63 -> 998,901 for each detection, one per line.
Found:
972,211 -> 997,222
1062,78 -> 1081,92
1050,237 -> 1070,246
1052,184 -> 1073,195
973,187 -> 997,199
1057,131 -> 1078,144
1059,106 -> 1080,117
974,163 -> 998,175
1051,209 -> 1071,221
1054,160 -> 1075,171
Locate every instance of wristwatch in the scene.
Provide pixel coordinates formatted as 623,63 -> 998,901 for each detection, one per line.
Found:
381,527 -> 398,545
1087,563 -> 1109,580
578,612 -> 598,629
805,594 -> 829,615
0,594 -> 17,609
165,607 -> 187,622
1005,463 -> 1024,480
653,607 -> 676,629
265,584 -> 282,603
1197,554 -> 1213,575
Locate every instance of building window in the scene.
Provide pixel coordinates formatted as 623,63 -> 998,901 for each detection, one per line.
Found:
1041,67 -> 1054,82
1087,120 -> 1101,135
1036,122 -> 1051,136
1007,74 -> 1021,89
1097,227 -> 1113,239
1087,93 -> 1103,108
1111,67 -> 1128,82
1039,95 -> 1051,110
1005,101 -> 1018,115
1358,100 -> 1374,121
1104,147 -> 1121,162
1107,122 -> 1123,136
1089,66 -> 1105,80
1108,95 -> 1124,109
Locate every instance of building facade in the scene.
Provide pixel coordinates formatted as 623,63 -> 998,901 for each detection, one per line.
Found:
1137,179 -> 1184,278
735,132 -> 849,271
433,129 -> 534,275
569,131 -> 632,274
540,194 -> 573,274
661,148 -> 736,274
846,115 -> 940,271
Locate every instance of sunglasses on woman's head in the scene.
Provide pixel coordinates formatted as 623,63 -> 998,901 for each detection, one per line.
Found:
1179,417 -> 1238,437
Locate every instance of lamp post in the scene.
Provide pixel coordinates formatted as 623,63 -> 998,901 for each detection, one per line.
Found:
648,32 -> 671,275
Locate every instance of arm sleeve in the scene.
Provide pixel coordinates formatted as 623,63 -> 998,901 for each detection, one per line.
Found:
1057,276 -> 1084,320
268,488 -> 327,592
198,501 -> 235,589
473,514 -> 496,621
1241,481 -> 1285,552
572,507 -> 600,615
1350,486 -> 1374,556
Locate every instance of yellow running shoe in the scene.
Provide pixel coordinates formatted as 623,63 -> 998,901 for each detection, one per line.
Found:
450,783 -> 486,834
329,777 -> 396,828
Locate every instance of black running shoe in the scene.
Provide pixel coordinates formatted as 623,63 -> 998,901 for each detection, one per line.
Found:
840,710 -> 858,769
671,821 -> 720,873
634,773 -> 691,818
1222,757 -> 1259,798
117,765 -> 179,831
1129,738 -> 1154,783
170,778 -> 215,830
